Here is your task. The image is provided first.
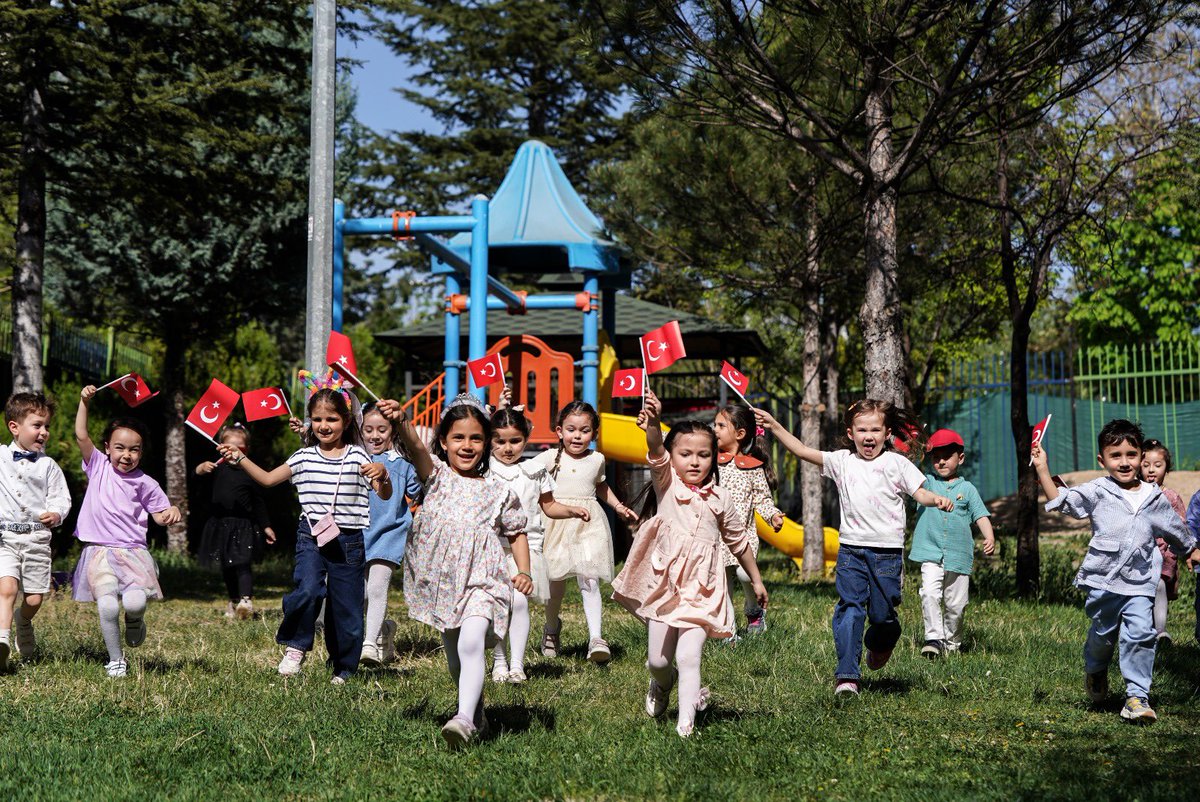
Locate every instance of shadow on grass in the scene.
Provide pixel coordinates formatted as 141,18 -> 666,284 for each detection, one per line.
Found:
560,640 -> 628,663
139,656 -> 220,674
525,661 -> 568,680
861,676 -> 913,695
478,703 -> 556,738
393,634 -> 444,659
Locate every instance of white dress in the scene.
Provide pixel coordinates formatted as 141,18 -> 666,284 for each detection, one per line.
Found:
489,459 -> 554,602
530,448 -> 614,582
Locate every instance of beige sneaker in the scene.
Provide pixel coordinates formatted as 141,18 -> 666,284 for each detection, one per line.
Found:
587,637 -> 611,664
278,647 -> 306,676
360,641 -> 383,667
235,597 -> 254,620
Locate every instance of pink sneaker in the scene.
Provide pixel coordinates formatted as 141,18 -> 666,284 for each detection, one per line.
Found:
834,680 -> 860,696
866,648 -> 893,671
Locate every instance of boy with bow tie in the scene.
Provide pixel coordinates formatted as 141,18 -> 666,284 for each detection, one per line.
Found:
0,392 -> 72,668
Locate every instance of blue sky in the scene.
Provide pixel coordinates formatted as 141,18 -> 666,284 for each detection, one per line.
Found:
338,18 -> 433,136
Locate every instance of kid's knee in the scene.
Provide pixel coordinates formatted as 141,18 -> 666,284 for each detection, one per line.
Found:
0,577 -> 18,600
647,653 -> 673,675
21,594 -> 42,611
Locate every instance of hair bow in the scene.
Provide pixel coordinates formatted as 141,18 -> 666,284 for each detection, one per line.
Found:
755,426 -> 766,437
511,404 -> 525,413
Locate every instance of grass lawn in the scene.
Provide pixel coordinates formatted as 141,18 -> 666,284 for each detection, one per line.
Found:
1,549 -> 1198,801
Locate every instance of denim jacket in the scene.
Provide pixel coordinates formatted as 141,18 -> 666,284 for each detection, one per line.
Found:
1047,477 -> 1196,598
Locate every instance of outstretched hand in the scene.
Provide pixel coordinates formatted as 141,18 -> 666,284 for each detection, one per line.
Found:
377,398 -> 406,423
80,385 -> 98,403
752,407 -> 778,432
637,390 -> 662,430
1030,444 -> 1048,469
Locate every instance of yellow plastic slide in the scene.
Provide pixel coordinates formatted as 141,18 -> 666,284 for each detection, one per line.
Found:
598,412 -> 839,570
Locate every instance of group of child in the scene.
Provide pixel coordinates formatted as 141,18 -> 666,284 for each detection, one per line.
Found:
0,372 -> 1197,745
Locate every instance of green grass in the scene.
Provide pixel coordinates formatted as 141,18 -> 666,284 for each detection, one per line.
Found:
2,550 -> 1199,801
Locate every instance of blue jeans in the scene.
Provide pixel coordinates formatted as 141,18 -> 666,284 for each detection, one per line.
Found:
1084,588 -> 1155,700
276,519 -> 366,677
833,546 -> 904,680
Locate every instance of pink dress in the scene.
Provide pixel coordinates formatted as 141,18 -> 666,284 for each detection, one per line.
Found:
612,453 -> 752,638
1157,486 -> 1186,598
404,457 -> 527,640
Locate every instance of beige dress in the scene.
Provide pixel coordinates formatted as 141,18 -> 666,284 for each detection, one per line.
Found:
716,453 -> 783,567
489,459 -> 554,603
531,448 -> 614,582
612,452 -> 752,638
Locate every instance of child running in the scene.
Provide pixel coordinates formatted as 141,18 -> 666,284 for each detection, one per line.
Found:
756,399 -> 953,696
358,402 -> 423,666
73,385 -> 182,678
379,393 -> 532,748
1034,421 -> 1198,722
0,392 -> 71,668
613,390 -> 768,737
196,423 -> 276,620
531,401 -> 638,664
219,374 -> 391,683
1139,439 -> 1186,646
489,395 -> 590,683
713,403 -> 783,635
908,428 -> 995,658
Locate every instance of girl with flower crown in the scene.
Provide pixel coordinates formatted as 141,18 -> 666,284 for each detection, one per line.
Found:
218,371 -> 391,684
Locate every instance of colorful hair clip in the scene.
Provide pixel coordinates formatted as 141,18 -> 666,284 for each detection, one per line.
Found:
298,368 -> 351,406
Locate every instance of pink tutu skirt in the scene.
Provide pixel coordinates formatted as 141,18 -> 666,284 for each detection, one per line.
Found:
72,545 -> 163,602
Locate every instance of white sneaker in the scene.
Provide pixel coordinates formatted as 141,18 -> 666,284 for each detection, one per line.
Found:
224,601 -> 236,619
105,659 -> 128,678
235,597 -> 254,620
492,661 -> 511,683
360,641 -> 382,666
380,619 -> 398,663
507,668 -> 527,684
645,667 -> 676,717
330,675 -> 347,686
124,615 -> 146,648
587,637 -> 611,664
15,613 -> 36,658
278,647 -> 306,676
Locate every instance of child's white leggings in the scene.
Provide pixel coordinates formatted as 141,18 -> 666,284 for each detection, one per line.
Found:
544,577 -> 603,640
97,591 -> 146,664
441,615 -> 490,726
647,619 -> 707,732
724,565 -> 761,623
364,561 -> 393,645
1153,579 -> 1169,636
494,588 -> 529,672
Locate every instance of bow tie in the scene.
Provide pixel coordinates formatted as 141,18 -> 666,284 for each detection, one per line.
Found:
12,450 -> 38,462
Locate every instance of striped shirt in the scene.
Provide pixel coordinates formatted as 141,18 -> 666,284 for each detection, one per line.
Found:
287,445 -> 372,530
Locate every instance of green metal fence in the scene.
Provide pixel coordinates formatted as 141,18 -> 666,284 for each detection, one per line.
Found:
0,314 -> 158,381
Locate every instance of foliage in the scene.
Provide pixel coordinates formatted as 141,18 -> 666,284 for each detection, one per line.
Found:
5,550 -> 1200,799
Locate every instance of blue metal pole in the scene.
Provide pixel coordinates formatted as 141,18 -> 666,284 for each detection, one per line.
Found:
342,215 -> 478,235
444,273 -> 461,400
582,273 -> 599,412
467,195 -> 490,402
332,199 -> 345,332
453,294 -> 583,311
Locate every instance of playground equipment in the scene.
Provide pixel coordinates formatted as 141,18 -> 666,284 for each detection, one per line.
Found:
332,140 -> 837,569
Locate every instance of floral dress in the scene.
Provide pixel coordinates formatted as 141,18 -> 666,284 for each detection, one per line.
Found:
716,453 -> 782,567
404,457 -> 527,640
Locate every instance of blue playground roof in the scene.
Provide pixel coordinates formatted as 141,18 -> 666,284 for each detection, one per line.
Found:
431,140 -> 628,276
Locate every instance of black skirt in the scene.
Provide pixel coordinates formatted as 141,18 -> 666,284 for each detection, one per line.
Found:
198,516 -> 263,569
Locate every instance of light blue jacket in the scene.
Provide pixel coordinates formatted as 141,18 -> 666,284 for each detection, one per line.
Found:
1047,477 -> 1195,598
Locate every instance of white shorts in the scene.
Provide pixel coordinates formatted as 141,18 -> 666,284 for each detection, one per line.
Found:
0,530 -> 53,594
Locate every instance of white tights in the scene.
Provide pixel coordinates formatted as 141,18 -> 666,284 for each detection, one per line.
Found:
544,576 -> 602,640
647,620 -> 708,733
364,561 -> 394,644
494,588 -> 529,673
724,565 -> 760,623
97,590 -> 147,664
442,615 -> 490,726
1154,579 -> 1169,636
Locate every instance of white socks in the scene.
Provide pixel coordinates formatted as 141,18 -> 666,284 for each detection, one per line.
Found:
364,561 -> 393,644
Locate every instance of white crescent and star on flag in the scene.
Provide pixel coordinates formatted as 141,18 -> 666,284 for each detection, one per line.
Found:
199,402 -> 221,424
619,374 -> 636,392
645,340 -> 670,362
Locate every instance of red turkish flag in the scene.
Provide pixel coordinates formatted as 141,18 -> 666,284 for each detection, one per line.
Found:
1031,414 -> 1052,447
611,368 -> 644,398
242,387 -> 290,422
467,353 -> 505,389
113,373 -> 158,408
719,361 -> 750,400
186,379 -> 240,441
326,331 -> 362,388
640,321 -> 686,375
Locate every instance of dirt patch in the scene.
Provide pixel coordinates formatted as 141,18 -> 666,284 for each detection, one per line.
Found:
987,470 -> 1200,540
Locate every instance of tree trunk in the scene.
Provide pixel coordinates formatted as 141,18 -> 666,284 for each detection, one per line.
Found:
820,311 -> 841,527
800,286 -> 824,576
859,61 -> 907,406
163,330 -> 189,554
13,67 -> 49,392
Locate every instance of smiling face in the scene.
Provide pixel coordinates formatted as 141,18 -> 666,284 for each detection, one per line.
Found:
557,412 -> 596,456
106,427 -> 145,473
309,401 -> 347,449
492,425 -> 527,466
928,445 -> 964,479
1141,448 -> 1168,486
362,410 -> 394,456
1098,438 -> 1142,488
712,411 -> 742,455
8,410 -> 50,452
441,417 -> 487,475
670,431 -> 715,487
847,411 -> 889,461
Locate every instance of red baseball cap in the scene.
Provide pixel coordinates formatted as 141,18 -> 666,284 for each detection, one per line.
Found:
926,428 -> 964,450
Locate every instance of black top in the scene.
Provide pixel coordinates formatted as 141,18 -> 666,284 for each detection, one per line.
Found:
210,464 -> 271,529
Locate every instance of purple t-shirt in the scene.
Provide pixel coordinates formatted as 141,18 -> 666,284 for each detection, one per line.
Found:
74,448 -> 170,548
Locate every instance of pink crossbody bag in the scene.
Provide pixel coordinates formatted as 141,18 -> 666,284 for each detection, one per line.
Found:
307,451 -> 347,547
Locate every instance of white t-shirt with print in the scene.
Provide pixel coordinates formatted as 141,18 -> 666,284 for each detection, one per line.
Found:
821,449 -> 927,548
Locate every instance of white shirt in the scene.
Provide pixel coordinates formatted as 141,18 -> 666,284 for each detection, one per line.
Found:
821,449 -> 927,548
1119,482 -> 1153,512
0,442 -> 72,525
490,459 -> 555,548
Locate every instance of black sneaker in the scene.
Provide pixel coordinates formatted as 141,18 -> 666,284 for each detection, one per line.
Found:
920,640 -> 943,659
1086,670 -> 1109,703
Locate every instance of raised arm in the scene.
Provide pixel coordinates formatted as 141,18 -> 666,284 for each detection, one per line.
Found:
639,390 -> 666,460
1031,444 -> 1061,504
539,492 -> 590,521
215,444 -> 292,487
76,385 -> 97,463
753,407 -> 823,467
378,399 -> 434,482
913,487 -> 955,511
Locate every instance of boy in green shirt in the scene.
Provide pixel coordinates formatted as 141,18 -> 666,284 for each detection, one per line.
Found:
909,429 -> 995,658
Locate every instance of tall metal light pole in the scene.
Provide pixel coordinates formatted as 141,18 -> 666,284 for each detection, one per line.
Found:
304,0 -> 337,372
